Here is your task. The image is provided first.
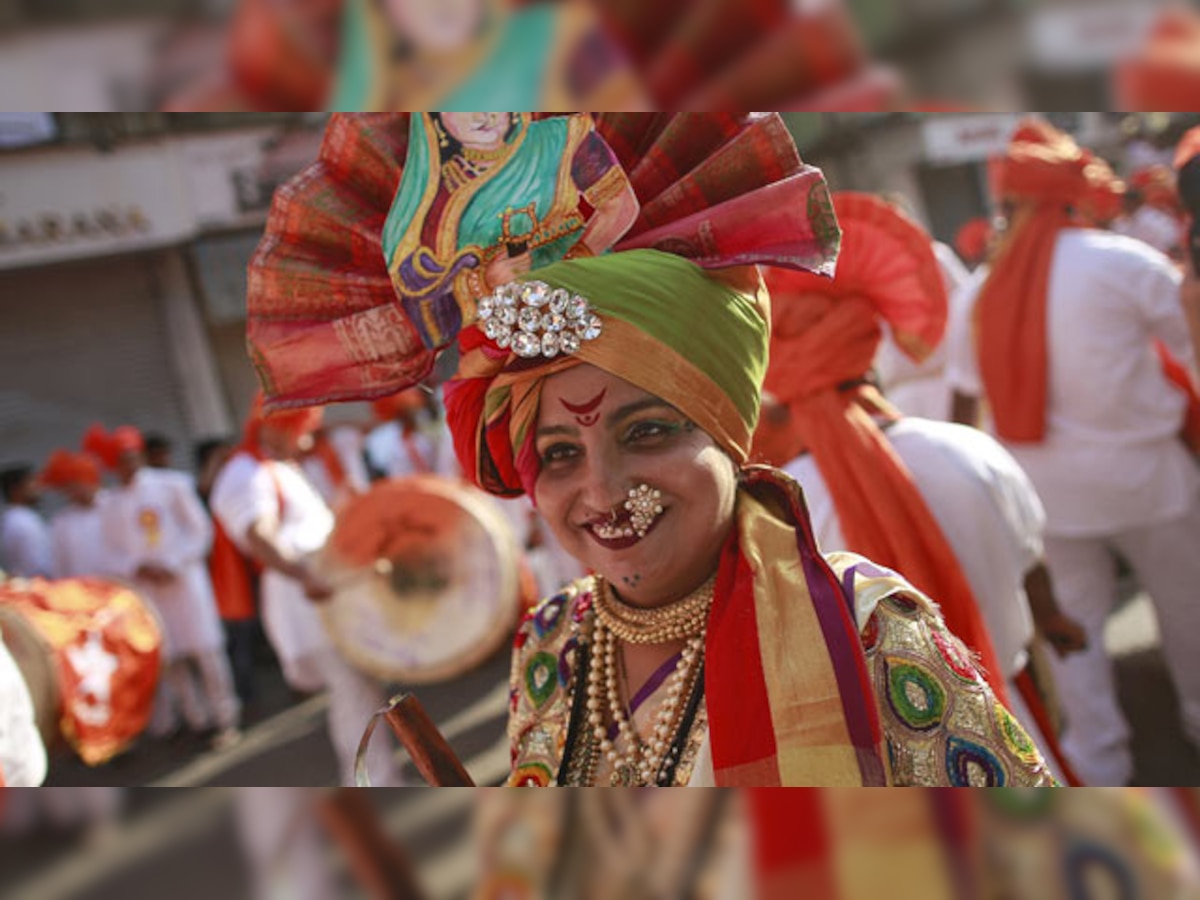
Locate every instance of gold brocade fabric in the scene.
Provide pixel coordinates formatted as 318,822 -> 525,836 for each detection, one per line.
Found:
507,576 -> 1056,787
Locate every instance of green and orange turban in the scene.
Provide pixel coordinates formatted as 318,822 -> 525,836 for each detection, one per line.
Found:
444,249 -> 771,497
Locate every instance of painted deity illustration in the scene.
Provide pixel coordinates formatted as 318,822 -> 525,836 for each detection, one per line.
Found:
384,112 -> 639,350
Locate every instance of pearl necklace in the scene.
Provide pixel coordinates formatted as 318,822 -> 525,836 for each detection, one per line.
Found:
585,576 -> 711,786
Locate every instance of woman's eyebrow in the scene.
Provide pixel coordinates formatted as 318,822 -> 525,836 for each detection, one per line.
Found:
535,424 -> 579,439
606,399 -> 676,427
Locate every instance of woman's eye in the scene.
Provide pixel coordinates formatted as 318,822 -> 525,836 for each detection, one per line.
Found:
540,443 -> 580,465
626,420 -> 678,443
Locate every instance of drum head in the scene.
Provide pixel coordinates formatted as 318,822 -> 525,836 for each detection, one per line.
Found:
323,476 -> 523,683
0,606 -> 60,748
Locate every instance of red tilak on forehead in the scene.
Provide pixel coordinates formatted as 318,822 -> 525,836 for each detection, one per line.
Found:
560,388 -> 607,428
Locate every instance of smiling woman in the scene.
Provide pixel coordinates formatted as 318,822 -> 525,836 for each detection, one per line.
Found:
248,112 -> 1055,787
447,250 -> 1056,787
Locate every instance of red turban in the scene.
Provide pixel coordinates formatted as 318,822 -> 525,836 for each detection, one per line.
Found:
1115,8 -> 1200,112
39,450 -> 101,489
954,217 -> 991,266
241,393 -> 323,455
82,424 -> 145,470
761,192 -> 1008,703
371,389 -> 426,423
976,119 -> 1090,444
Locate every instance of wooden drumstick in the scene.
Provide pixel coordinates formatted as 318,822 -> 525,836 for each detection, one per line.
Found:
383,693 -> 476,787
317,789 -> 426,900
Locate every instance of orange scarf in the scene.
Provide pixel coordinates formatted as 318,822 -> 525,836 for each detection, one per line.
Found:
761,194 -> 1009,702
976,120 -> 1090,443
765,296 -> 1008,702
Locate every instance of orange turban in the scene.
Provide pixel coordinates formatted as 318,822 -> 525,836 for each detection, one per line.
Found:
761,192 -> 1008,703
82,424 -> 145,470
241,393 -> 323,453
1078,151 -> 1126,227
371,388 -> 426,423
954,217 -> 991,266
976,119 -> 1090,444
39,450 -> 101,489
1116,7 -> 1200,112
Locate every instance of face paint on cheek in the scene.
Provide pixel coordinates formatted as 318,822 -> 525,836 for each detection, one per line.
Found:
559,388 -> 607,428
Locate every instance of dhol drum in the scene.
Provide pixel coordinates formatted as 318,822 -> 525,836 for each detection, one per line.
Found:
0,577 -> 163,766
0,605 -> 60,749
322,475 -> 524,684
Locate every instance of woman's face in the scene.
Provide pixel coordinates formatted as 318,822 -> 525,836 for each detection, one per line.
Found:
381,0 -> 486,53
440,112 -> 511,150
534,364 -> 738,607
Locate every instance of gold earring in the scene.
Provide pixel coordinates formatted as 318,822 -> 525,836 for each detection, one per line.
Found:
432,117 -> 449,148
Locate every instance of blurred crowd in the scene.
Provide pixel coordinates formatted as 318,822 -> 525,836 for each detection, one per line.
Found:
0,382 -> 582,792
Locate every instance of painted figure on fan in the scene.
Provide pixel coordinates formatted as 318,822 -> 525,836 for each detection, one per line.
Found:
383,112 -> 639,351
333,0 -> 644,110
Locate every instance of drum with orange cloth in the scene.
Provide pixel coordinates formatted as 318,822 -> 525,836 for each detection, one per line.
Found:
320,476 -> 525,683
0,577 -> 162,765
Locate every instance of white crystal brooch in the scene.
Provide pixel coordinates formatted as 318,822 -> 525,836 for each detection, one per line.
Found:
476,280 -> 603,359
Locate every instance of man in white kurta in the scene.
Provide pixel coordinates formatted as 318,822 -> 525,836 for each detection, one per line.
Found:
100,432 -> 241,745
211,419 -> 401,787
40,452 -> 111,580
783,416 -> 1080,779
949,227 -> 1200,786
301,424 -> 372,511
873,242 -> 972,421
1,466 -> 53,579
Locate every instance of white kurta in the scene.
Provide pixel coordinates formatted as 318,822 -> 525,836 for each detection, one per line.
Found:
872,242 -> 972,422
0,506 -> 54,579
211,451 -> 400,784
364,421 -> 439,480
945,228 -> 1200,784
50,499 -> 112,579
302,425 -> 372,510
0,627 -> 47,786
100,468 -> 224,661
783,418 -> 1044,678
946,228 -> 1198,537
1113,206 -> 1184,257
211,452 -> 333,692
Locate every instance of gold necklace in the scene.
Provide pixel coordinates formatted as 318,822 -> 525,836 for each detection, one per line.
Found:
461,142 -> 512,163
593,575 -> 715,645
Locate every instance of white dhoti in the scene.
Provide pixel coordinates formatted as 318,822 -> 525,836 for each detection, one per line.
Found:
1044,494 -> 1200,786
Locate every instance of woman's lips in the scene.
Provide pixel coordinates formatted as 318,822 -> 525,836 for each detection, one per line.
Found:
583,509 -> 665,551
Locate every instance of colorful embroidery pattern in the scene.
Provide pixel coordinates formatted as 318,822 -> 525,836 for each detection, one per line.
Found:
866,594 -> 1055,787
507,581 -> 1056,787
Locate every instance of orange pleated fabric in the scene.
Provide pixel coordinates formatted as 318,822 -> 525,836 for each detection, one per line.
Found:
975,120 -> 1091,444
762,192 -> 1009,702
